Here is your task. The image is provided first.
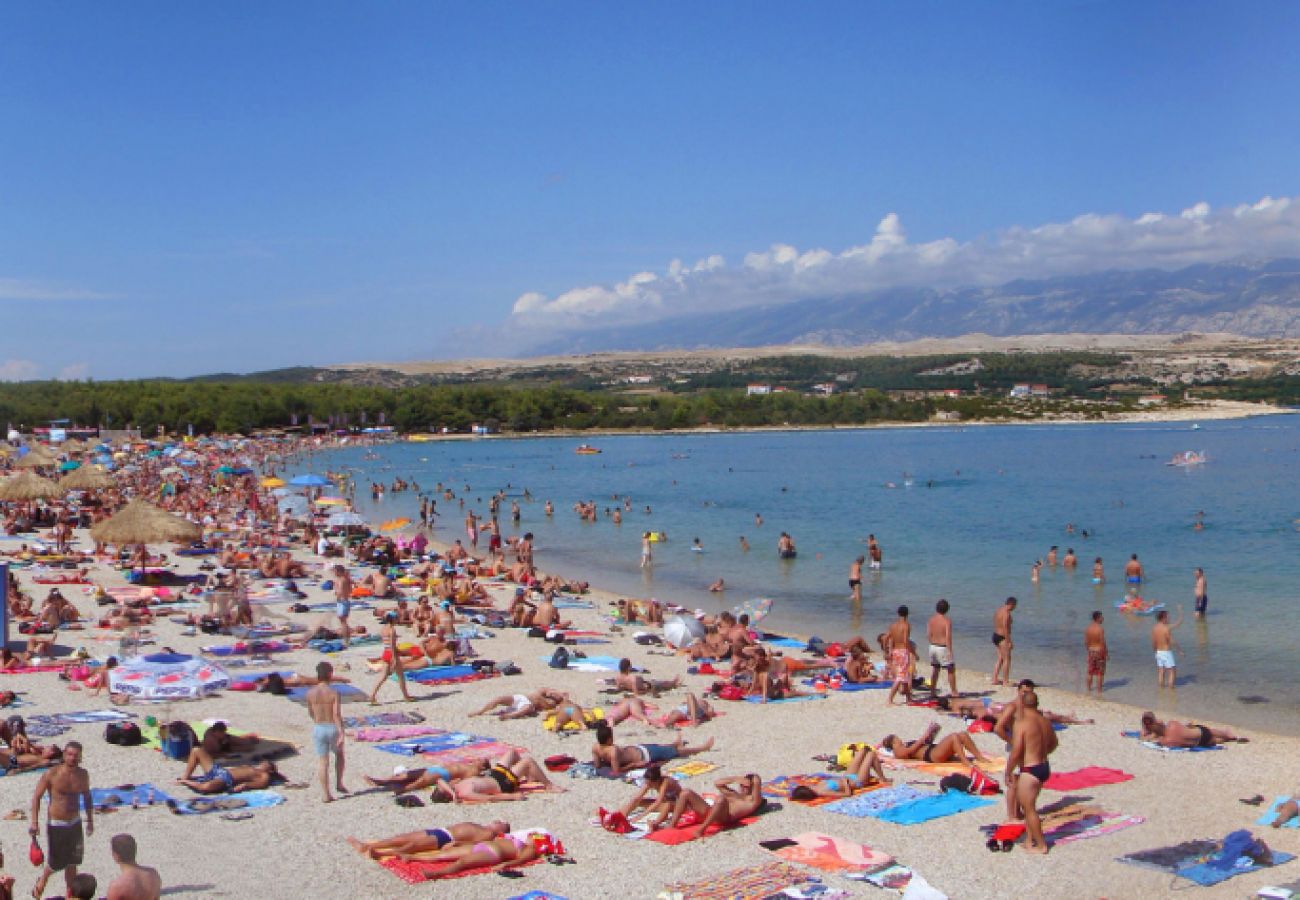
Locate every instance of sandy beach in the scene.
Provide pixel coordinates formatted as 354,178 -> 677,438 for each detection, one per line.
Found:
2,516 -> 1297,900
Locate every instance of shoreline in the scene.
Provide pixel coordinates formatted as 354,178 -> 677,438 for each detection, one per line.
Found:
396,399 -> 1295,443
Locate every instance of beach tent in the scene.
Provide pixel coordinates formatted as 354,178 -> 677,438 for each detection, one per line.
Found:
108,652 -> 230,700
664,615 -> 706,648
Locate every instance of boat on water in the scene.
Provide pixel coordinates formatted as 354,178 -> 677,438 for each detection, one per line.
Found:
1167,450 -> 1207,467
575,445 -> 601,455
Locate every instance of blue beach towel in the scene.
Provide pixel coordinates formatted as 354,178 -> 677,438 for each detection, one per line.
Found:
743,693 -> 829,704
870,789 -> 995,825
825,784 -> 926,817
1258,797 -> 1300,829
401,664 -> 480,683
374,732 -> 498,756
1120,730 -> 1222,752
168,790 -> 285,815
286,683 -> 367,703
88,784 -> 174,810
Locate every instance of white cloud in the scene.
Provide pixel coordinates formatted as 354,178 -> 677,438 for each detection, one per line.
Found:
58,363 -> 90,380
0,279 -> 118,302
0,359 -> 40,381
509,195 -> 1300,331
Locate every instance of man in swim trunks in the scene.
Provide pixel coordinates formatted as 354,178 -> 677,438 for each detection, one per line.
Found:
1150,608 -> 1183,688
670,773 -> 767,840
177,751 -> 277,794
428,750 -> 563,801
469,688 -> 566,720
991,597 -> 1016,685
1125,553 -> 1144,584
849,556 -> 864,602
885,605 -> 913,706
1008,691 -> 1058,854
1193,567 -> 1208,618
1084,610 -> 1108,693
590,723 -> 714,776
867,534 -> 882,569
29,741 -> 93,900
305,661 -> 347,802
615,658 -> 681,697
363,759 -> 485,795
331,565 -> 352,648
926,599 -> 957,698
347,820 -> 511,860
1138,712 -> 1247,748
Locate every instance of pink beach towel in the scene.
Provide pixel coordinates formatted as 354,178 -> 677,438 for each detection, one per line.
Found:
1044,766 -> 1134,791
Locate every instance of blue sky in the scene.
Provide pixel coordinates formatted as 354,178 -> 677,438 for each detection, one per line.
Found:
3,2 -> 1299,378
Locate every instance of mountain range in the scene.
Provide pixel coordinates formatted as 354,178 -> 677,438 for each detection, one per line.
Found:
525,258 -> 1300,355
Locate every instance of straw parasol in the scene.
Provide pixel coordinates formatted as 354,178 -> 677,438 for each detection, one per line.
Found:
61,438 -> 90,454
15,447 -> 57,469
0,472 -> 66,501
59,465 -> 116,491
90,499 -> 202,545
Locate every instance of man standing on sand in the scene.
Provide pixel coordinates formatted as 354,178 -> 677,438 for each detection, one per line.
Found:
332,565 -> 353,648
926,599 -> 957,697
848,556 -> 864,603
306,661 -> 348,802
1084,611 -> 1107,693
1007,691 -> 1058,854
106,833 -> 161,900
1152,608 -> 1184,688
1194,568 -> 1208,618
993,679 -> 1037,822
30,741 -> 93,900
991,597 -> 1016,685
885,606 -> 913,706
1125,553 -> 1144,584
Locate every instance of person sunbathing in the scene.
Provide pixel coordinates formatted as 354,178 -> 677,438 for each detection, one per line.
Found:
392,832 -> 540,873
655,693 -> 716,728
685,627 -> 728,660
879,724 -> 989,764
1138,712 -> 1247,748
936,696 -> 1093,726
531,594 -> 572,630
843,646 -> 879,683
200,721 -> 261,758
590,723 -> 714,776
419,634 -> 457,667
469,688 -> 566,720
667,773 -> 768,839
5,744 -> 62,774
1270,794 -> 1299,828
615,658 -> 680,697
0,648 -> 31,671
346,820 -> 511,860
617,763 -> 684,828
790,745 -> 890,800
364,760 -> 488,795
176,746 -> 278,794
604,696 -> 657,727
428,752 -> 562,802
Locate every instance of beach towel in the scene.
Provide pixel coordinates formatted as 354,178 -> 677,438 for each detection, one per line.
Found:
401,664 -> 494,685
644,814 -> 761,845
1,664 -> 68,674
982,804 -> 1145,846
742,694 -> 828,704
421,741 -> 528,769
351,724 -> 448,742
1119,833 -> 1294,886
824,784 -> 926,818
664,760 -> 720,778
869,790 -> 994,825
88,784 -> 174,810
202,640 -> 292,656
373,731 -> 500,756
342,710 -> 425,729
538,653 -> 623,672
824,680 -> 890,691
663,861 -> 811,899
309,634 -> 381,653
31,709 -> 134,725
1259,797 -> 1300,829
507,893 -> 569,900
761,832 -> 895,872
286,683 -> 367,704
1120,730 -> 1222,752
1044,766 -> 1134,791
167,790 -> 285,815
884,754 -> 1006,776
379,855 -> 542,884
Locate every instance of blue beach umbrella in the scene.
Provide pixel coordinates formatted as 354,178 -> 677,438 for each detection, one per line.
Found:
290,474 -> 331,487
59,460 -> 81,471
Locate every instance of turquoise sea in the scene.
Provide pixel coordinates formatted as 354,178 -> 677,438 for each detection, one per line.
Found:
320,415 -> 1300,735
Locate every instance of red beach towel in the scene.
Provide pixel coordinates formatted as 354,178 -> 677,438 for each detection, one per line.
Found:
1044,766 -> 1134,791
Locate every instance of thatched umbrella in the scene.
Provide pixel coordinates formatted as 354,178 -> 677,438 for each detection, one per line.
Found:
15,447 -> 57,469
61,438 -> 90,454
0,472 -> 65,501
90,499 -> 202,546
59,465 -> 116,491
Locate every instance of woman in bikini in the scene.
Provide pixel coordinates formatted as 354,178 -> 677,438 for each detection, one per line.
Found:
398,832 -> 540,873
879,724 -> 989,765
346,820 -> 510,860
655,693 -> 716,727
789,744 -> 890,800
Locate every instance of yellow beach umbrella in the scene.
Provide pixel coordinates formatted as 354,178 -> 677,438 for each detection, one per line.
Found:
381,517 -> 412,532
261,476 -> 286,488
315,496 -> 347,506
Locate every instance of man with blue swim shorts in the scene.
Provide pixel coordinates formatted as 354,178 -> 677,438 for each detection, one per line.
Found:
1124,553 -> 1144,584
332,565 -> 353,648
306,661 -> 348,802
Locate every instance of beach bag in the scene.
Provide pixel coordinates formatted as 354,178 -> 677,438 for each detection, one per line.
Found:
548,647 -> 570,669
161,721 -> 197,760
941,768 -> 1001,796
805,636 -> 827,654
104,721 -> 142,747
836,742 -> 872,768
29,836 -> 43,867
717,684 -> 744,702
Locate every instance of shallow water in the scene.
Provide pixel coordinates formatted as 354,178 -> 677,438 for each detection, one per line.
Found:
321,416 -> 1300,735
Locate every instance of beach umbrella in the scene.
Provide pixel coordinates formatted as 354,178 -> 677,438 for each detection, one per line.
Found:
159,466 -> 184,476
59,460 -> 82,471
380,517 -> 411,532
90,499 -> 202,545
290,473 -> 331,487
59,465 -> 116,491
734,597 -> 774,624
108,653 -> 230,700
0,472 -> 66,501
664,615 -> 706,648
15,448 -> 57,469
61,439 -> 89,454
216,465 -> 237,475
314,496 -> 347,506
261,476 -> 285,488
326,511 -> 366,528
277,495 -> 310,515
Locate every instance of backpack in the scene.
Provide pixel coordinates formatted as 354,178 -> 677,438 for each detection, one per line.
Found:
941,767 -> 1001,795
105,722 -> 143,747
160,721 -> 197,760
548,647 -> 570,669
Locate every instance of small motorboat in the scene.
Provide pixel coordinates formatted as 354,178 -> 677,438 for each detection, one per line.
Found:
1167,450 -> 1206,467
575,445 -> 601,455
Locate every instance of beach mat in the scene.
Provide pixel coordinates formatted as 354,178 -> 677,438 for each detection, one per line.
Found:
664,760 -> 720,778
869,790 -> 994,825
421,741 -> 527,768
982,803 -> 1145,847
401,664 -> 494,685
662,861 -> 812,899
538,654 -> 623,672
644,814 -> 760,845
760,832 -> 895,872
741,694 -> 828,704
379,854 -> 542,884
763,774 -> 886,807
31,709 -> 134,725
885,754 -> 1006,776
372,730 -> 501,756
1259,797 -> 1300,829
89,783 -> 174,810
168,790 -> 285,815
1121,730 -> 1222,752
342,710 -> 425,729
350,723 -> 448,742
286,683 -> 367,704
1118,832 -> 1294,886
1044,766 -> 1134,791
